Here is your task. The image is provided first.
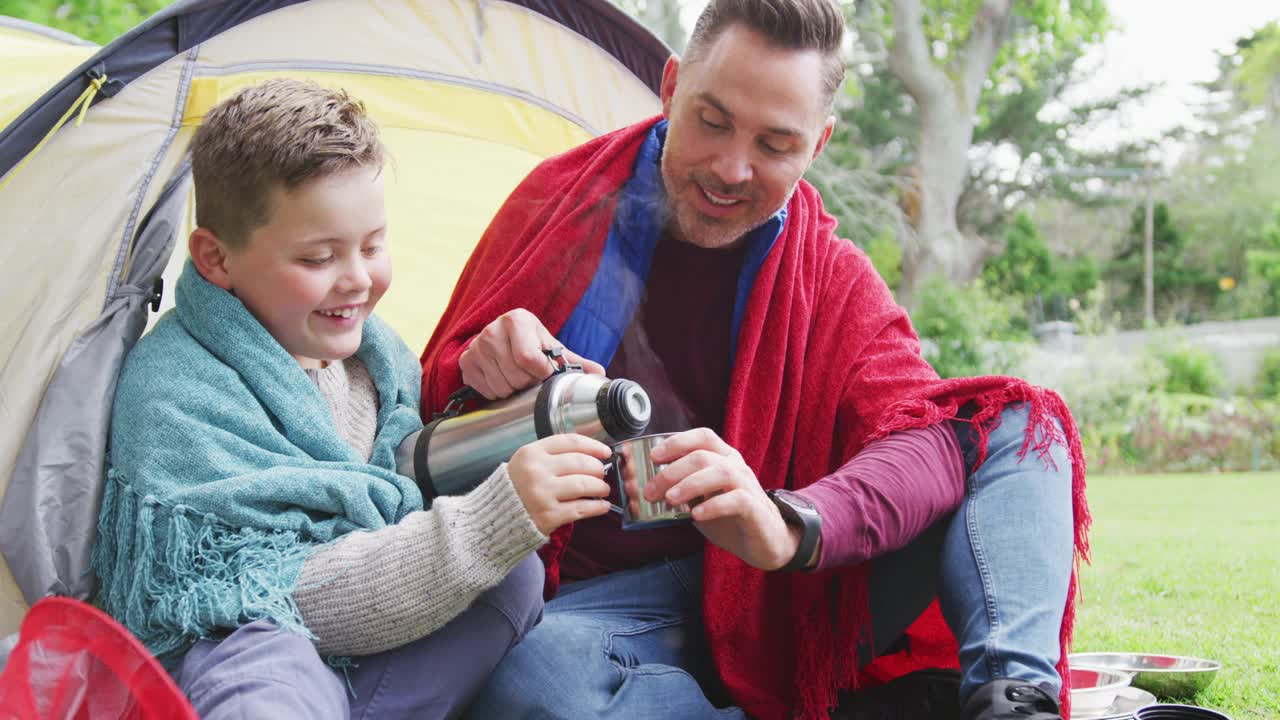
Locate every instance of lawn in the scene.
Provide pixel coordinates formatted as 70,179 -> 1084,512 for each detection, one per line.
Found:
1072,472 -> 1280,719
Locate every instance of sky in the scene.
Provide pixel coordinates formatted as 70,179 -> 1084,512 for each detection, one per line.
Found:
1054,0 -> 1278,153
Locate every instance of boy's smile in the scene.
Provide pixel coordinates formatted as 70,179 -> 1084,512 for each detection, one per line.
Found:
210,165 -> 391,369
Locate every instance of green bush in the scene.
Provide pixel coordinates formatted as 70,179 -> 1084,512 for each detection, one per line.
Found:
983,212 -> 1099,317
1257,348 -> 1280,400
865,231 -> 903,290
910,278 -> 1031,379
1152,343 -> 1224,396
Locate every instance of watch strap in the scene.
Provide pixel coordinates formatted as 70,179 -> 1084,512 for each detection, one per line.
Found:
770,490 -> 821,572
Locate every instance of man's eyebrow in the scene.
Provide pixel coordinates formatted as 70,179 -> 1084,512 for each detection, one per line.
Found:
696,92 -> 801,137
698,92 -> 734,121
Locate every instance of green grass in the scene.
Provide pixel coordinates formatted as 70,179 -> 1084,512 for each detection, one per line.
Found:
1073,472 -> 1280,719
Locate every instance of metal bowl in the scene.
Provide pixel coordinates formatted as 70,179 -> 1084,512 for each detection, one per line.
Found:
1070,666 -> 1134,714
1071,653 -> 1222,699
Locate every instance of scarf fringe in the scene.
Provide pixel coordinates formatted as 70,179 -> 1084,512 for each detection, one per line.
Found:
92,470 -> 314,663
859,384 -> 1091,717
795,568 -> 874,720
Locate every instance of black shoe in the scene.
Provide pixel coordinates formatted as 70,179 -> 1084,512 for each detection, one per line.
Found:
961,679 -> 1062,720
831,669 -> 962,720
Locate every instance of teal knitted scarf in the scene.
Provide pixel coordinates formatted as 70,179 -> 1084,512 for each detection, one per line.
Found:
92,261 -> 425,663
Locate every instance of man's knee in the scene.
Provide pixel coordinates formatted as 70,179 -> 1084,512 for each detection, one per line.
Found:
467,612 -> 606,718
178,620 -> 346,719
480,553 -> 545,640
988,403 -> 1073,480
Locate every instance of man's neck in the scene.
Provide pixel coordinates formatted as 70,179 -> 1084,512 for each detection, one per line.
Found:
661,220 -> 749,252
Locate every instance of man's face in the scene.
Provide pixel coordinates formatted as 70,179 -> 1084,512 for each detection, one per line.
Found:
659,23 -> 835,249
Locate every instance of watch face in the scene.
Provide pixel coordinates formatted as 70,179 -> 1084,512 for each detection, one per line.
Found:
773,489 -> 816,513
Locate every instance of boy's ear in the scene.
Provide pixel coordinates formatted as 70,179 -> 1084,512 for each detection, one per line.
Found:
188,227 -> 234,290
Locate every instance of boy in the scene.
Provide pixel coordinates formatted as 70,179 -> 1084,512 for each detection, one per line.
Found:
92,79 -> 615,719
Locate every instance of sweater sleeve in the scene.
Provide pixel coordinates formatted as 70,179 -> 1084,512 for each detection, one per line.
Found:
292,464 -> 546,656
794,422 -> 965,570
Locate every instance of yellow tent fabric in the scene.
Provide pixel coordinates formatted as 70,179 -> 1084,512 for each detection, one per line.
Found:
0,19 -> 97,132
178,71 -> 595,352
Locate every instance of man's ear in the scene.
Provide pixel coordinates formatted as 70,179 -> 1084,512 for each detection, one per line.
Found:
659,54 -> 680,119
811,115 -> 836,161
188,227 -> 234,290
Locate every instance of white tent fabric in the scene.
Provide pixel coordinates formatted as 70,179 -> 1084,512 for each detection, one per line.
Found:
0,0 -> 667,635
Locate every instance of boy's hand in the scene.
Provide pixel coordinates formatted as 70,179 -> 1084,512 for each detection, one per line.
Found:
507,434 -> 614,536
460,309 -> 604,399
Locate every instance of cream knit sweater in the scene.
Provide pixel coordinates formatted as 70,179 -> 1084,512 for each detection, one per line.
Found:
292,358 -> 546,656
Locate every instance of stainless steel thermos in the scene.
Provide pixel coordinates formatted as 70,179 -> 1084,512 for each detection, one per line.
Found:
397,348 -> 652,501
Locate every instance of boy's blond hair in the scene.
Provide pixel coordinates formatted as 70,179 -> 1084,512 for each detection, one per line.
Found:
190,78 -> 384,248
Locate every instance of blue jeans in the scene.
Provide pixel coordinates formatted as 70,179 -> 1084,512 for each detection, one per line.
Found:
465,403 -> 1074,718
177,553 -> 545,720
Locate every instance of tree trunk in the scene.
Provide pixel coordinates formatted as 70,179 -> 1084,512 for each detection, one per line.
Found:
899,91 -> 985,303
887,0 -> 1014,306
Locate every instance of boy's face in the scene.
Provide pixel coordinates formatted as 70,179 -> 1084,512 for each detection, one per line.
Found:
219,165 -> 390,369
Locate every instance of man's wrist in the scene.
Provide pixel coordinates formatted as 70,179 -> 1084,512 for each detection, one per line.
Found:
767,489 -> 822,572
782,522 -> 821,569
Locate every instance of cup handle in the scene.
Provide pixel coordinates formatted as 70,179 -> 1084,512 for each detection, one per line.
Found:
604,456 -> 624,516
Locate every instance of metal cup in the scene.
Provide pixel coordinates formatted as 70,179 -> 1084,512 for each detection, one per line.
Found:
606,433 -> 692,530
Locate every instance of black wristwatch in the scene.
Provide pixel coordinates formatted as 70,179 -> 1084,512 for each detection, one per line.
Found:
767,489 -> 822,572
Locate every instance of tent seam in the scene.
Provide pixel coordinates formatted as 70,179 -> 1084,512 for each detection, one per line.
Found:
106,45 -> 199,306
193,60 -> 601,136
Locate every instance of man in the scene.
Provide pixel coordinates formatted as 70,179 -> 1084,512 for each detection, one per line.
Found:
420,2 -> 1087,719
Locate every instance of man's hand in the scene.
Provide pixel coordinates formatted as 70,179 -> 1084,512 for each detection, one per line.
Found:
645,428 -> 802,571
507,434 -> 614,536
459,308 -> 604,399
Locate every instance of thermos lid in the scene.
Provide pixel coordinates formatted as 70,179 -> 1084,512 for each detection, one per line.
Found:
597,378 -> 651,440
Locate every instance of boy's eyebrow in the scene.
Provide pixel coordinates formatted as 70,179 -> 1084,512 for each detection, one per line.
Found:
696,91 -> 802,138
294,226 -> 386,246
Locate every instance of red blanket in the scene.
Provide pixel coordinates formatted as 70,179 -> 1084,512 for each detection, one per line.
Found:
420,117 -> 1090,720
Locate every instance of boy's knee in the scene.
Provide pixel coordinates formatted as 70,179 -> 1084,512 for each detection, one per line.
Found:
484,553 -> 545,639
179,620 -> 346,719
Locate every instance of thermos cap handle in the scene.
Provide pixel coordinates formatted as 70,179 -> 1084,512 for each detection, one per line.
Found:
438,386 -> 481,419
544,345 -> 582,374
440,345 -> 583,419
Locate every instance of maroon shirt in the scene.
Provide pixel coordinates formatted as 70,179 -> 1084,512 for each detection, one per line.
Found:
559,232 -> 965,581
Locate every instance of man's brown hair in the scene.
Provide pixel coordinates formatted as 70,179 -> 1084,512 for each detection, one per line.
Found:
685,0 -> 846,109
190,78 -> 384,248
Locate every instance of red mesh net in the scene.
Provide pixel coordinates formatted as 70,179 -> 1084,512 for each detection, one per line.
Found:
0,597 -> 196,720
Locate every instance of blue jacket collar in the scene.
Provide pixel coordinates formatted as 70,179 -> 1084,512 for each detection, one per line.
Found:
558,119 -> 786,367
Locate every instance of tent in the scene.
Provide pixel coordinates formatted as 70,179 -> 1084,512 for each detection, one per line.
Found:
0,0 -> 669,637
0,17 -> 98,132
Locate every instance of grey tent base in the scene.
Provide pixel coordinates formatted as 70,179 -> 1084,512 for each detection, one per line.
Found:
0,168 -> 186,603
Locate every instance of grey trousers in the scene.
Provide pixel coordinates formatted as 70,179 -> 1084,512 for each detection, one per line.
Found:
176,553 -> 545,720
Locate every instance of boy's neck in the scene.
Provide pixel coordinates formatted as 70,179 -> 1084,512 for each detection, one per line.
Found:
294,356 -> 331,371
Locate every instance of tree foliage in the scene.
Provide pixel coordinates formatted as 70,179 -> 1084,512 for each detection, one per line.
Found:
1233,21 -> 1280,118
841,0 -> 1132,298
0,0 -> 174,44
1244,206 -> 1280,317
1162,22 -> 1280,323
1105,202 -> 1217,325
977,207 -> 1100,319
